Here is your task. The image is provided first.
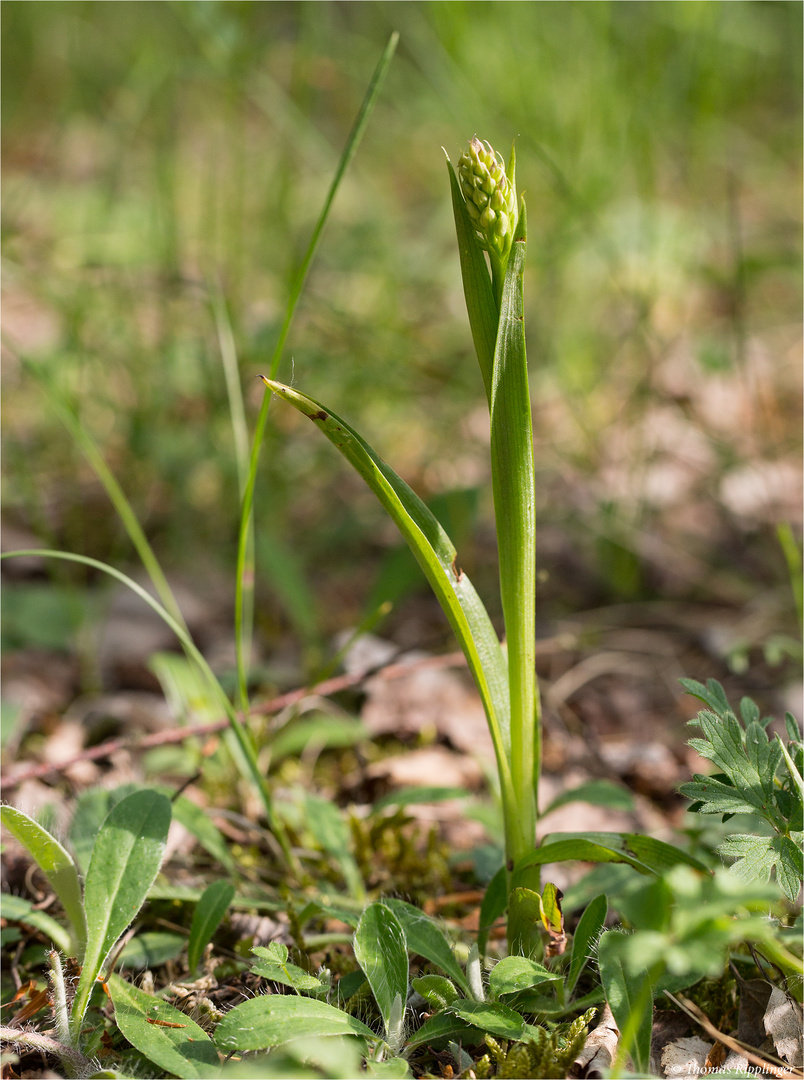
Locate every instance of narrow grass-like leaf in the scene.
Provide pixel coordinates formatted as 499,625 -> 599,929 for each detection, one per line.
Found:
382,898 -> 471,998
353,902 -> 408,1042
234,32 -> 398,709
513,833 -> 708,884
259,380 -> 514,812
542,779 -> 635,816
23,361 -> 187,635
214,993 -> 377,1053
305,794 -> 364,901
171,796 -> 237,877
107,974 -> 219,1079
1,549 -> 292,871
1,893 -> 73,954
478,866 -> 507,955
488,204 -> 539,871
188,880 -> 234,972
71,790 -> 171,1036
0,805 -> 87,957
597,930 -> 653,1075
566,893 -> 607,997
371,786 -> 469,812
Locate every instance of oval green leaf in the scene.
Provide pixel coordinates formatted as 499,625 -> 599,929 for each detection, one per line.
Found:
214,993 -> 378,1053
107,973 -> 219,1079
353,902 -> 408,1038
488,955 -> 560,999
72,790 -> 171,1036
567,893 -> 607,996
382,899 -> 471,997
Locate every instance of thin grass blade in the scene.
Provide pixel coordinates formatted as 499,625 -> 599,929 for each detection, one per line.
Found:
1,549 -> 295,873
22,360 -> 187,635
234,32 -> 399,709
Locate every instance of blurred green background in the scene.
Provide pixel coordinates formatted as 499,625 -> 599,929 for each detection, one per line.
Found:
3,1 -> 801,686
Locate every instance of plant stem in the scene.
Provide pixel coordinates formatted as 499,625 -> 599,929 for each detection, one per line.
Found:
47,951 -> 73,1052
489,208 -> 538,874
0,1027 -> 90,1079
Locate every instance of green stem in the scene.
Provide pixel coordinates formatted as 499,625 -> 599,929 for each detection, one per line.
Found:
489,207 -> 538,874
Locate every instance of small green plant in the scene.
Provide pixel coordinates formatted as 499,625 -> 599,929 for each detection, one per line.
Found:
0,791 -> 173,1076
679,678 -> 803,904
215,897 -> 602,1075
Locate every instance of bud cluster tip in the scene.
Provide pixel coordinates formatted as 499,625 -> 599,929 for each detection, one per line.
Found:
457,136 -> 517,258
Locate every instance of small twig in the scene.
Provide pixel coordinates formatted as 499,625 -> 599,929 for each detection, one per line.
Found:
665,991 -> 803,1080
1,650 -> 469,792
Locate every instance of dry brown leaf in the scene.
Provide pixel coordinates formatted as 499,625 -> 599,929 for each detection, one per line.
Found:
764,987 -> 804,1069
571,1002 -> 620,1078
661,1036 -> 712,1079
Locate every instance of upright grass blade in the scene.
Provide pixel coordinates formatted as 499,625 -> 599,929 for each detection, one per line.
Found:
258,379 -> 514,814
233,31 -> 399,709
211,287 -> 255,698
1,549 -> 297,874
22,360 -> 187,636
489,204 -> 539,874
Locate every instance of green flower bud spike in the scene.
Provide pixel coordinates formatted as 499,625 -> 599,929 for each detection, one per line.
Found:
457,136 -> 517,262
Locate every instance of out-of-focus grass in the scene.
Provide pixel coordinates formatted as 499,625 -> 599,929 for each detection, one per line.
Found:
2,2 -> 801,657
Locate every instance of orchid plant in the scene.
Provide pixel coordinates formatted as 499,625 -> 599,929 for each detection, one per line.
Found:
260,136 -> 541,948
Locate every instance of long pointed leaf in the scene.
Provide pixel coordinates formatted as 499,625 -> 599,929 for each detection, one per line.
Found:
260,379 -> 514,807
489,204 -> 538,867
446,160 -> 498,403
1,806 -> 87,958
71,791 -> 171,1037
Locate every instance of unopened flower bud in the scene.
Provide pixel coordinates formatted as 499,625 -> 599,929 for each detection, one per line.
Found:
457,137 -> 517,258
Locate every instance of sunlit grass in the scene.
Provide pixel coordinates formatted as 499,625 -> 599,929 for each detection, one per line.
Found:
3,1 -> 801,670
